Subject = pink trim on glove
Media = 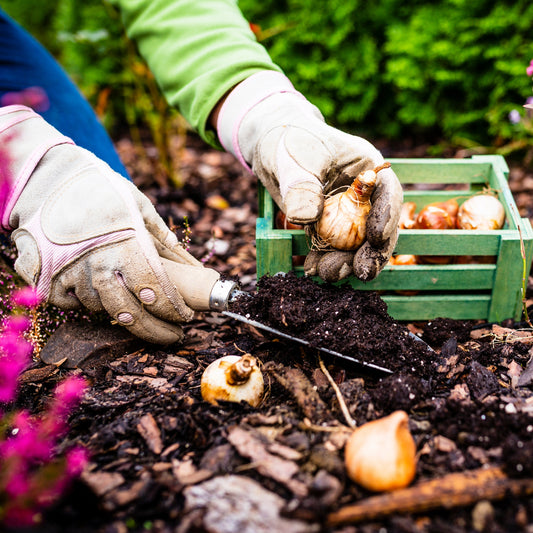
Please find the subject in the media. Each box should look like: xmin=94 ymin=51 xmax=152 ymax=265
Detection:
xmin=0 ymin=106 xmax=74 ymax=230
xmin=22 ymin=206 xmax=136 ymax=299
xmin=216 ymin=71 xmax=305 ymax=173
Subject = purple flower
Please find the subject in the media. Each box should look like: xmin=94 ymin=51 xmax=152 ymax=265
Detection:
xmin=0 ymin=349 xmax=31 ymax=403
xmin=11 ymin=286 xmax=41 ymax=309
xmin=47 ymin=376 xmax=87 ymax=426
xmin=1 ymin=410 xmax=53 ymax=463
xmin=509 ymin=109 xmax=521 ymax=124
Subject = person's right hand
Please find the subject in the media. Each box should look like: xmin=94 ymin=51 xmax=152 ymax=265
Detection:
xmin=1 ymin=105 xmax=212 ymax=345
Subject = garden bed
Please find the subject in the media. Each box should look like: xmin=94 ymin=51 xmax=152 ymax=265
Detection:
xmin=6 ymin=133 xmax=533 ymax=533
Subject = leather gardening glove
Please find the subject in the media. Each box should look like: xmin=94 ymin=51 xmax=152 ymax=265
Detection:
xmin=1 ymin=105 xmax=206 ymax=345
xmin=217 ymin=72 xmax=403 ymax=282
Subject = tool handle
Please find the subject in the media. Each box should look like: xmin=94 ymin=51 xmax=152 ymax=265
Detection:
xmin=161 ymin=258 xmax=221 ymax=311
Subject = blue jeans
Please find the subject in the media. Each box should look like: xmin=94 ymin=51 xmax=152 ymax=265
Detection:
xmin=0 ymin=9 xmax=129 ymax=179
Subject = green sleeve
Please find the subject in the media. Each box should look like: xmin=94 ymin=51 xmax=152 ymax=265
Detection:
xmin=109 ymin=0 xmax=282 ymax=147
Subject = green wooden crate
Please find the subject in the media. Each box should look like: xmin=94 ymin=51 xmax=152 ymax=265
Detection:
xmin=255 ymin=155 xmax=533 ymax=322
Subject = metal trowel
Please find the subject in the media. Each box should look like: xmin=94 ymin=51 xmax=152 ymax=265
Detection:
xmin=163 ymin=259 xmax=433 ymax=376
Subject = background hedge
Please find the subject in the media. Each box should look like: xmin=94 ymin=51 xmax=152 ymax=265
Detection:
xmin=2 ymin=0 xmax=533 ymax=154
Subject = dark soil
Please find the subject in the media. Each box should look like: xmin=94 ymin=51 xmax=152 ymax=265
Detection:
xmin=230 ymin=272 xmax=434 ymax=376
xmin=4 ymin=132 xmax=533 ymax=533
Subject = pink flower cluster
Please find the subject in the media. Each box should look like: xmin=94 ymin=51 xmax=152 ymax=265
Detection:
xmin=0 ymin=310 xmax=89 ymax=526
xmin=0 ymin=136 xmax=89 ymax=528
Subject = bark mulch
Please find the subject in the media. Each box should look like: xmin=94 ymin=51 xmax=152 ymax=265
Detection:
xmin=5 ymin=133 xmax=533 ymax=533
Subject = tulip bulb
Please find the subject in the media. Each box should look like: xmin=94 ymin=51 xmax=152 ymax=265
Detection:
xmin=344 ymin=410 xmax=417 ymax=492
xmin=414 ymin=205 xmax=455 ymax=230
xmin=201 ymin=355 xmax=264 ymax=407
xmin=312 ymin=162 xmax=390 ymax=251
xmin=389 ymin=254 xmax=417 ymax=266
xmin=457 ymin=194 xmax=505 ymax=230
xmin=399 ymin=202 xmax=417 ymax=230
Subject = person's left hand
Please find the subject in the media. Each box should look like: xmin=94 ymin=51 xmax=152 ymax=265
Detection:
xmin=216 ymin=71 xmax=403 ymax=282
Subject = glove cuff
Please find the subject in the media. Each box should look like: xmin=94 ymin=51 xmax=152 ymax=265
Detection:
xmin=0 ymin=105 xmax=74 ymax=231
xmin=216 ymin=71 xmax=305 ymax=172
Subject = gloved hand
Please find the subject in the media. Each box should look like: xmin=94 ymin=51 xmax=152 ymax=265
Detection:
xmin=216 ymin=71 xmax=403 ymax=282
xmin=1 ymin=105 xmax=207 ymax=345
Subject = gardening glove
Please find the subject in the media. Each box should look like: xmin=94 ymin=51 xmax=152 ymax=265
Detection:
xmin=217 ymin=71 xmax=403 ymax=282
xmin=0 ymin=105 xmax=206 ymax=345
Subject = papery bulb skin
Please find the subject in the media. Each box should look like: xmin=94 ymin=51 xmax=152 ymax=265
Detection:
xmin=414 ymin=205 xmax=454 ymax=230
xmin=201 ymin=355 xmax=264 ymax=407
xmin=344 ymin=410 xmax=417 ymax=492
xmin=275 ymin=210 xmax=304 ymax=230
xmin=314 ymin=167 xmax=381 ymax=251
xmin=414 ymin=204 xmax=455 ymax=264
xmin=457 ymin=195 xmax=505 ymax=230
xmin=433 ymin=199 xmax=459 ymax=226
xmin=399 ymin=202 xmax=417 ymax=230
xmin=389 ymin=254 xmax=417 ymax=266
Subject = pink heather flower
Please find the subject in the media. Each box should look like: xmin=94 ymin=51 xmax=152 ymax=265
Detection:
xmin=0 ymin=331 xmax=33 ymax=363
xmin=11 ymin=286 xmax=41 ymax=309
xmin=1 ymin=411 xmax=53 ymax=462
xmin=527 ymin=59 xmax=533 ymax=77
xmin=53 ymin=376 xmax=87 ymax=413
xmin=5 ymin=470 xmax=31 ymax=499
xmin=65 ymin=447 xmax=89 ymax=477
xmin=0 ymin=87 xmax=50 ymax=112
xmin=3 ymin=315 xmax=32 ymax=335
xmin=0 ymin=352 xmax=30 ymax=403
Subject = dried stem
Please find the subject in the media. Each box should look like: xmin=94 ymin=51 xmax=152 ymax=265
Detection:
xmin=318 ymin=356 xmax=356 ymax=428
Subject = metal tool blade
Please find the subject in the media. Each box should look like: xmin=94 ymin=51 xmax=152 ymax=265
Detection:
xmin=222 ymin=310 xmax=393 ymax=375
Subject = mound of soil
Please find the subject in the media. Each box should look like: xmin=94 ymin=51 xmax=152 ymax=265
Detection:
xmin=230 ymin=272 xmax=434 ymax=376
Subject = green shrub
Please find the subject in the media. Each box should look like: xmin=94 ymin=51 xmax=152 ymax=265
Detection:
xmin=240 ymin=0 xmax=533 ymax=149
xmin=3 ymin=0 xmax=533 ymax=152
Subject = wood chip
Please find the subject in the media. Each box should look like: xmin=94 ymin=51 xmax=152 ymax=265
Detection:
xmin=82 ymin=471 xmax=125 ymax=496
xmin=182 ymin=475 xmax=319 ymax=533
xmin=327 ymin=467 xmax=533 ymax=526
xmin=227 ymin=426 xmax=308 ymax=497
xmin=137 ymin=413 xmax=163 ymax=454
xmin=172 ymin=458 xmax=213 ymax=486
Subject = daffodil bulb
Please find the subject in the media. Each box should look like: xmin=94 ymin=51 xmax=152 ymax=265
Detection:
xmin=201 ymin=355 xmax=264 ymax=407
xmin=312 ymin=163 xmax=390 ymax=251
xmin=457 ymin=194 xmax=505 ymax=230
xmin=344 ymin=410 xmax=417 ymax=492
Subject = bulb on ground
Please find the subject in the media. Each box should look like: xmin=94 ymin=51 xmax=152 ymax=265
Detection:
xmin=201 ymin=354 xmax=264 ymax=407
xmin=344 ymin=410 xmax=417 ymax=492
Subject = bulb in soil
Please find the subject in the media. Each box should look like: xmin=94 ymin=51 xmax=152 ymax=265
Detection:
xmin=313 ymin=163 xmax=390 ymax=251
xmin=344 ymin=410 xmax=417 ymax=492
xmin=201 ymin=354 xmax=264 ymax=407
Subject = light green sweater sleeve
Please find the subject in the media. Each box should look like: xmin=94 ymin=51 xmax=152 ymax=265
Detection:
xmin=109 ymin=0 xmax=282 ymax=146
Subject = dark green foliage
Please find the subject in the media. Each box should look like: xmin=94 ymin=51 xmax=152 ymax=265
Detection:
xmin=240 ymin=0 xmax=533 ymax=148
xmin=3 ymin=0 xmax=533 ymax=150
